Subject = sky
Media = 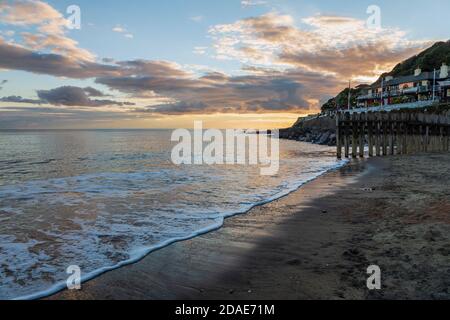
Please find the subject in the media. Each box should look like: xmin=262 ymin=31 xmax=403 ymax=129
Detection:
xmin=0 ymin=0 xmax=448 ymax=129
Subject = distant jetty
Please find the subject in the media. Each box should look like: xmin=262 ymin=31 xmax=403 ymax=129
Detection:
xmin=245 ymin=129 xmax=272 ymax=135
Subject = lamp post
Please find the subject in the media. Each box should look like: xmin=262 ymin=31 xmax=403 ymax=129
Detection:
xmin=347 ymin=80 xmax=351 ymax=110
xmin=432 ymin=68 xmax=436 ymax=102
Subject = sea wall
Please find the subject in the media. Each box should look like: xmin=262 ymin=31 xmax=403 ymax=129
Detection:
xmin=279 ymin=115 xmax=337 ymax=146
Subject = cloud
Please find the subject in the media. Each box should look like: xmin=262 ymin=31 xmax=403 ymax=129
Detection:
xmin=97 ymin=13 xmax=430 ymax=115
xmin=0 ymin=105 xmax=154 ymax=130
xmin=0 ymin=30 xmax=15 ymax=37
xmin=102 ymin=57 xmax=115 ymax=64
xmin=148 ymin=101 xmax=209 ymax=114
xmin=0 ymin=0 xmax=95 ymax=61
xmin=112 ymin=26 xmax=126 ymax=33
xmin=112 ymin=25 xmax=134 ymax=39
xmin=94 ymin=60 xmax=198 ymax=98
xmin=0 ymin=1 xmax=435 ymax=116
xmin=21 ymin=32 xmax=96 ymax=61
xmin=193 ymin=46 xmax=208 ymax=55
xmin=0 ymin=0 xmax=67 ymax=32
xmin=1 ymin=95 xmax=42 ymax=104
xmin=190 ymin=16 xmax=204 ymax=23
xmin=83 ymin=86 xmax=107 ymax=97
xmin=126 ymin=67 xmax=339 ymax=115
xmin=36 ymin=86 xmax=135 ymax=107
xmin=0 ymin=38 xmax=119 ymax=78
xmin=208 ymin=13 xmax=429 ymax=80
xmin=1 ymin=86 xmax=134 ymax=107
xmin=0 ymin=39 xmax=190 ymax=80
xmin=241 ymin=0 xmax=268 ymax=8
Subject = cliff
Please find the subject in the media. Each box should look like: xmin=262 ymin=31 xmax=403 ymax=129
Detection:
xmin=279 ymin=115 xmax=337 ymax=146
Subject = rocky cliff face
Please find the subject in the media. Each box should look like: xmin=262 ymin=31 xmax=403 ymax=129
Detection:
xmin=279 ymin=115 xmax=337 ymax=146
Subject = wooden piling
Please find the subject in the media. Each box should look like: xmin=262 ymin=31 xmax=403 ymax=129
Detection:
xmin=344 ymin=112 xmax=350 ymax=158
xmin=367 ymin=112 xmax=374 ymax=157
xmin=396 ymin=114 xmax=401 ymax=155
xmin=351 ymin=113 xmax=357 ymax=158
xmin=374 ymin=113 xmax=381 ymax=156
xmin=425 ymin=119 xmax=430 ymax=153
xmin=402 ymin=113 xmax=408 ymax=155
xmin=382 ymin=112 xmax=388 ymax=156
xmin=335 ymin=109 xmax=450 ymax=159
xmin=445 ymin=118 xmax=449 ymax=152
xmin=336 ymin=112 xmax=342 ymax=159
xmin=389 ymin=113 xmax=395 ymax=155
xmin=359 ymin=113 xmax=365 ymax=158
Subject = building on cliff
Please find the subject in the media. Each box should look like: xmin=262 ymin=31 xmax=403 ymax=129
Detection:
xmin=357 ymin=63 xmax=450 ymax=108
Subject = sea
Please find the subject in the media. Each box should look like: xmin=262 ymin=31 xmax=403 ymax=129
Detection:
xmin=0 ymin=129 xmax=347 ymax=299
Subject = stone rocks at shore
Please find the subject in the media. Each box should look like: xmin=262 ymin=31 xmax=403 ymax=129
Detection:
xmin=279 ymin=115 xmax=337 ymax=146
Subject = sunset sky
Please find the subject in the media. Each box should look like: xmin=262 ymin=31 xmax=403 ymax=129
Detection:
xmin=0 ymin=0 xmax=448 ymax=129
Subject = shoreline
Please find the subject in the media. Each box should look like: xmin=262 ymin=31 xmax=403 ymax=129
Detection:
xmin=48 ymin=157 xmax=364 ymax=300
xmin=18 ymin=155 xmax=348 ymax=301
xmin=50 ymin=153 xmax=450 ymax=300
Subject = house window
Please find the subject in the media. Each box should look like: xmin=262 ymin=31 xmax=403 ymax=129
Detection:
xmin=401 ymin=82 xmax=414 ymax=89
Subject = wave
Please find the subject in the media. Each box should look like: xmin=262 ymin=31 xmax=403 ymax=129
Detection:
xmin=9 ymin=158 xmax=348 ymax=300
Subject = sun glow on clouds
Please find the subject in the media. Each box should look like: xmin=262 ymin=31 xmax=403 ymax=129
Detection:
xmin=0 ymin=1 xmax=433 ymax=129
xmin=0 ymin=0 xmax=95 ymax=61
xmin=209 ymin=13 xmax=428 ymax=79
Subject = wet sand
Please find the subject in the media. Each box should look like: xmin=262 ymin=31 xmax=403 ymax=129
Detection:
xmin=50 ymin=153 xmax=450 ymax=300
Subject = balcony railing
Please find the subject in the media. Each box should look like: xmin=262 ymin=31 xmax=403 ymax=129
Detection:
xmin=388 ymin=90 xmax=401 ymax=96
xmin=439 ymin=80 xmax=450 ymax=87
xmin=357 ymin=94 xmax=373 ymax=100
xmin=356 ymin=85 xmax=443 ymax=101
xmin=345 ymin=100 xmax=437 ymax=114
xmin=402 ymin=87 xmax=418 ymax=94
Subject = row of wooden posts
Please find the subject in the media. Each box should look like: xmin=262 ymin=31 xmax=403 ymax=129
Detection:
xmin=336 ymin=111 xmax=450 ymax=159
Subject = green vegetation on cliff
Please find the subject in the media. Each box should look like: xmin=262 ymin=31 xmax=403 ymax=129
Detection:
xmin=386 ymin=41 xmax=450 ymax=78
xmin=321 ymin=85 xmax=369 ymax=112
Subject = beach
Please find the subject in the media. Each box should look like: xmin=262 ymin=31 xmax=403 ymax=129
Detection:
xmin=49 ymin=153 xmax=450 ymax=300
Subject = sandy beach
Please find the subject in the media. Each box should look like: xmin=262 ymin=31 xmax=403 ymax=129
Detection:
xmin=50 ymin=153 xmax=450 ymax=300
